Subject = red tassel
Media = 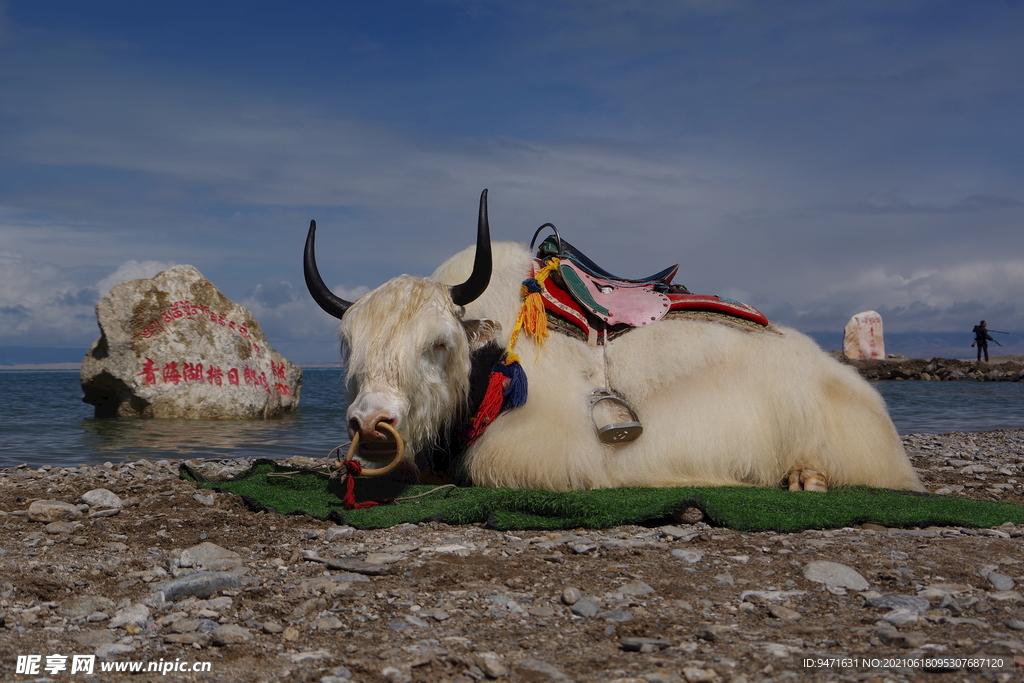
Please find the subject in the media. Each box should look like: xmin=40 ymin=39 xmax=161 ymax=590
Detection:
xmin=342 ymin=459 xmax=394 ymax=509
xmin=342 ymin=460 xmax=362 ymax=509
xmin=466 ymin=370 xmax=507 ymax=444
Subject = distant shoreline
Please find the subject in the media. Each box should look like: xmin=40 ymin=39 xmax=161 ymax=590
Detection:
xmin=0 ymin=362 xmax=81 ymax=370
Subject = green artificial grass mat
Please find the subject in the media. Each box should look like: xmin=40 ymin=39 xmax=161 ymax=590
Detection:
xmin=180 ymin=459 xmax=1024 ymax=531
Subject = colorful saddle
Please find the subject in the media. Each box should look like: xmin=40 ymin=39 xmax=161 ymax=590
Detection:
xmin=531 ymin=232 xmax=778 ymax=344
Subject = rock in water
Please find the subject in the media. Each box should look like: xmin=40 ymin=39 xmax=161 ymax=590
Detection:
xmin=843 ymin=310 xmax=885 ymax=360
xmin=81 ymin=265 xmax=301 ymax=418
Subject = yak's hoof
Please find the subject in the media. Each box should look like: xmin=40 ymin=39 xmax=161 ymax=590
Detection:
xmin=787 ymin=468 xmax=828 ymax=492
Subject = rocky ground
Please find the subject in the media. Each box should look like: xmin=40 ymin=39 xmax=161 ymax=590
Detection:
xmin=3 ymin=431 xmax=1024 ymax=683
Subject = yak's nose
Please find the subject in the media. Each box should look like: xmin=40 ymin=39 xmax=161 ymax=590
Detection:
xmin=348 ymin=411 xmax=398 ymax=443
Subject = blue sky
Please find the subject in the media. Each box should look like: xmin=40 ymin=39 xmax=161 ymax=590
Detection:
xmin=1 ymin=0 xmax=1023 ymax=362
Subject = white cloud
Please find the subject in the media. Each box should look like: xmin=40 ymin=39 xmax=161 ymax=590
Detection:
xmin=95 ymin=260 xmax=177 ymax=296
xmin=0 ymin=250 xmax=97 ymax=346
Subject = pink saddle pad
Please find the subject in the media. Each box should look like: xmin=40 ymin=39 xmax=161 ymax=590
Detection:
xmin=558 ymin=261 xmax=670 ymax=327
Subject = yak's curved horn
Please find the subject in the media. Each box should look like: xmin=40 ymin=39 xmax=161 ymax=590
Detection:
xmin=304 ymin=220 xmax=352 ymax=320
xmin=449 ymin=189 xmax=493 ymax=306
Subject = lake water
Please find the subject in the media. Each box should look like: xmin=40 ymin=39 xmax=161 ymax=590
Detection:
xmin=1 ymin=369 xmax=1023 ymax=468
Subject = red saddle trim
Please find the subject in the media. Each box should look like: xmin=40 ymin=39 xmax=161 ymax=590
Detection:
xmin=665 ymin=294 xmax=771 ymax=327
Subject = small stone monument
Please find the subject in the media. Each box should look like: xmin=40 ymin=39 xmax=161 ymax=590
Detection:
xmin=843 ymin=310 xmax=885 ymax=360
xmin=81 ymin=265 xmax=302 ymax=418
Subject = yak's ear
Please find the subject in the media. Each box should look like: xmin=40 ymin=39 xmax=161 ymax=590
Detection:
xmin=462 ymin=318 xmax=501 ymax=350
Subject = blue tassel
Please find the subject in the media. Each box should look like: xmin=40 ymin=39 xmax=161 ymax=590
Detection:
xmin=497 ymin=360 xmax=529 ymax=410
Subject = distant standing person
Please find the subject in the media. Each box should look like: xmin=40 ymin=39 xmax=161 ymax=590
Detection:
xmin=972 ymin=320 xmax=1000 ymax=362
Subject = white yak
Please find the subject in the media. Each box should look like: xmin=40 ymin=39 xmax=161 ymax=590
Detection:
xmin=305 ymin=191 xmax=923 ymax=493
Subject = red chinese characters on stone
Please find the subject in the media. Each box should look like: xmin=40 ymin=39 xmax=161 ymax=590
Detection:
xmin=138 ymin=358 xmax=158 ymax=386
xmin=242 ymin=366 xmax=273 ymax=395
xmin=134 ymin=319 xmax=163 ymax=340
xmin=206 ymin=365 xmax=224 ymax=386
xmin=136 ymin=360 xmax=287 ymax=395
xmin=132 ymin=300 xmax=260 ymax=355
xmin=161 ymin=362 xmax=182 ymax=386
xmin=270 ymin=361 xmax=287 ymax=380
xmin=182 ymin=363 xmax=204 ymax=383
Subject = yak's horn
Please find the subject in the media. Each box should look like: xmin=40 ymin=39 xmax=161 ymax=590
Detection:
xmin=304 ymin=220 xmax=352 ymax=320
xmin=450 ymin=189 xmax=493 ymax=306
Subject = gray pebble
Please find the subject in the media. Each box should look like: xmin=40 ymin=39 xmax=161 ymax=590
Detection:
xmin=312 ymin=616 xmax=344 ymax=630
xmin=803 ymin=561 xmax=870 ymax=591
xmin=880 ymin=608 xmax=920 ymax=626
xmin=95 ymin=642 xmax=136 ymax=658
xmin=179 ymin=541 xmax=243 ymax=571
xmin=864 ymin=595 xmax=931 ymax=613
xmin=570 ymin=597 xmax=600 ymax=618
xmin=601 ymin=609 xmax=633 ymax=623
xmin=477 ymin=652 xmax=508 ymax=678
xmin=151 ymin=571 xmax=241 ymax=601
xmin=325 ymin=526 xmax=356 ymax=541
xmin=619 ymin=581 xmax=654 ymax=596
xmin=197 ymin=618 xmax=220 ymax=632
xmin=987 ymin=572 xmax=1016 ymax=592
xmin=514 ymin=659 xmax=573 ymax=681
xmin=561 ymin=587 xmax=581 ymax=605
xmin=332 ymin=572 xmax=371 ymax=583
xmin=192 ymin=492 xmax=216 ymax=506
xmin=107 ymin=603 xmax=150 ymax=629
xmin=768 ymin=604 xmax=801 ymax=621
xmin=57 ymin=595 xmax=115 ymax=619
xmin=27 ymin=499 xmax=82 ymax=523
xmin=620 ymin=637 xmax=671 ymax=652
xmin=671 ymin=548 xmax=703 ymax=564
xmin=81 ymin=488 xmax=123 ymax=509
xmin=210 ymin=624 xmax=252 ymax=645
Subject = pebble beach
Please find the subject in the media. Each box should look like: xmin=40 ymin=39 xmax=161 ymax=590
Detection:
xmin=2 ymin=430 xmax=1024 ymax=683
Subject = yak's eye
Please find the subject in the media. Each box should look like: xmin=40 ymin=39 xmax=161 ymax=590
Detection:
xmin=432 ymin=341 xmax=448 ymax=353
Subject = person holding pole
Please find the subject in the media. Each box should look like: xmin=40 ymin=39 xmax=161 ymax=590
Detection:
xmin=972 ymin=320 xmax=1003 ymax=363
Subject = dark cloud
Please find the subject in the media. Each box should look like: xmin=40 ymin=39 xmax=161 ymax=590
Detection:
xmin=56 ymin=288 xmax=99 ymax=307
xmin=252 ymin=279 xmax=298 ymax=309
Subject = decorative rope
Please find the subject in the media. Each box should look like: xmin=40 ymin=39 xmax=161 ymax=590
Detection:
xmin=340 ymin=459 xmax=395 ymax=509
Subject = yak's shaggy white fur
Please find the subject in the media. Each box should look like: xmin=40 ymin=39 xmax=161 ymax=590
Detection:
xmin=340 ymin=241 xmax=923 ymax=492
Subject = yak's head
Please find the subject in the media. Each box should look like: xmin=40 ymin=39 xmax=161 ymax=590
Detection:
xmin=304 ymin=190 xmax=499 ymax=462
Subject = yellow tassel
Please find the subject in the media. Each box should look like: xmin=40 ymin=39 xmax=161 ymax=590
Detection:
xmin=520 ymin=289 xmax=548 ymax=344
xmin=508 ymin=258 xmax=559 ymax=354
xmin=520 ymin=258 xmax=559 ymax=345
